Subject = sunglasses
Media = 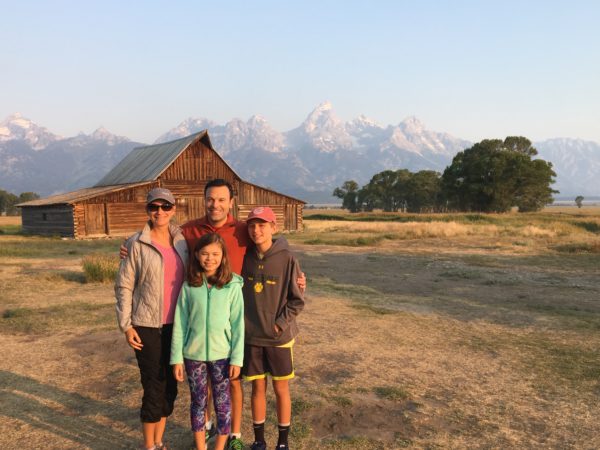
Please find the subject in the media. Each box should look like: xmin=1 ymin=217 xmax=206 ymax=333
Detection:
xmin=147 ymin=203 xmax=174 ymax=212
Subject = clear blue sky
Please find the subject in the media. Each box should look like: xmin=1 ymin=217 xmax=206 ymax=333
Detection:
xmin=2 ymin=0 xmax=599 ymax=144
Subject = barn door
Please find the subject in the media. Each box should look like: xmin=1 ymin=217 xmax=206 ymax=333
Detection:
xmin=84 ymin=204 xmax=106 ymax=236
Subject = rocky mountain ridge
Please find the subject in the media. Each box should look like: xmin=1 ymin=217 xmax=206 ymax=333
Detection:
xmin=1 ymin=105 xmax=599 ymax=202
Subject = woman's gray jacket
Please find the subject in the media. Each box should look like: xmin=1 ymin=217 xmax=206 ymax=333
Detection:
xmin=115 ymin=222 xmax=188 ymax=332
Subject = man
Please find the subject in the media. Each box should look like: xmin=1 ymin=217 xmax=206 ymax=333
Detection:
xmin=122 ymin=179 xmax=306 ymax=450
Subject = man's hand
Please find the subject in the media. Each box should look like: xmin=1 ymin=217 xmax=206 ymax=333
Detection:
xmin=297 ymin=271 xmax=307 ymax=294
xmin=173 ymin=364 xmax=185 ymax=382
xmin=119 ymin=240 xmax=128 ymax=260
xmin=125 ymin=327 xmax=143 ymax=350
xmin=229 ymin=365 xmax=241 ymax=380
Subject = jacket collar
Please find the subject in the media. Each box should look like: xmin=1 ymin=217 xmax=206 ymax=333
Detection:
xmin=197 ymin=213 xmax=237 ymax=231
xmin=138 ymin=221 xmax=181 ymax=245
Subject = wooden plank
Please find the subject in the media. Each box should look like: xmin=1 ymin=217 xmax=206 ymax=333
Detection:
xmin=84 ymin=204 xmax=106 ymax=235
xmin=107 ymin=203 xmax=148 ymax=233
xmin=186 ymin=197 xmax=205 ymax=221
xmin=21 ymin=206 xmax=75 ymax=236
xmin=238 ymin=204 xmax=285 ymax=230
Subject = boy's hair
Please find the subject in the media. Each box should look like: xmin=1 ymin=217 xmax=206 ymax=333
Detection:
xmin=188 ymin=233 xmax=233 ymax=288
xmin=204 ymin=178 xmax=235 ymax=199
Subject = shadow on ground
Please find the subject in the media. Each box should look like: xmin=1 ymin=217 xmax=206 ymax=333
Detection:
xmin=0 ymin=370 xmax=187 ymax=449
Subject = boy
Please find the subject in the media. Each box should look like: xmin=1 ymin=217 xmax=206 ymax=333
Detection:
xmin=241 ymin=207 xmax=305 ymax=450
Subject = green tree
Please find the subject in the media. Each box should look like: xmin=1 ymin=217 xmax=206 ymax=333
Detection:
xmin=359 ymin=169 xmax=411 ymax=212
xmin=391 ymin=169 xmax=412 ymax=212
xmin=0 ymin=190 xmax=19 ymax=216
xmin=503 ymin=136 xmax=538 ymax=156
xmin=357 ymin=184 xmax=376 ymax=212
xmin=369 ymin=170 xmax=399 ymax=212
xmin=18 ymin=192 xmax=40 ymax=203
xmin=513 ymin=158 xmax=557 ymax=212
xmin=575 ymin=195 xmax=584 ymax=208
xmin=0 ymin=190 xmax=40 ymax=215
xmin=405 ymin=170 xmax=442 ymax=212
xmin=333 ymin=180 xmax=361 ymax=212
xmin=441 ymin=137 xmax=556 ymax=213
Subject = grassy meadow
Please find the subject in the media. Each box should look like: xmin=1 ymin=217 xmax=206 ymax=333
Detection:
xmin=1 ymin=207 xmax=599 ymax=449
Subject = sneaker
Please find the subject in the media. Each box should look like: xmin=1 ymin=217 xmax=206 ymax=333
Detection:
xmin=206 ymin=426 xmax=217 ymax=442
xmin=275 ymin=445 xmax=289 ymax=450
xmin=228 ymin=436 xmax=245 ymax=450
xmin=250 ymin=441 xmax=267 ymax=450
xmin=155 ymin=444 xmax=169 ymax=450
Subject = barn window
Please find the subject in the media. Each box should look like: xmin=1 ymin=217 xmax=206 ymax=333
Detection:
xmin=42 ymin=213 xmax=48 ymax=221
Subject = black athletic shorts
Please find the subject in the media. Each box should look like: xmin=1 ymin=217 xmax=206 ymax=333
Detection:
xmin=241 ymin=341 xmax=295 ymax=381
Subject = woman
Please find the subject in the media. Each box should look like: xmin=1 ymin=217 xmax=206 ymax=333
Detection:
xmin=115 ymin=187 xmax=188 ymax=450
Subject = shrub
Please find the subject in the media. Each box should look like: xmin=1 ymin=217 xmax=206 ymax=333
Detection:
xmin=553 ymin=242 xmax=600 ymax=254
xmin=373 ymin=386 xmax=410 ymax=401
xmin=82 ymin=253 xmax=119 ymax=283
xmin=572 ymin=221 xmax=600 ymax=234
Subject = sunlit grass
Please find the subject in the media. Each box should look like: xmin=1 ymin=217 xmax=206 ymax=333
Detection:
xmin=0 ymin=235 xmax=121 ymax=258
xmin=294 ymin=210 xmax=600 ymax=252
xmin=82 ymin=253 xmax=120 ymax=283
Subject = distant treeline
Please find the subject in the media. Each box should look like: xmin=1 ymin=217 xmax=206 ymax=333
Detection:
xmin=0 ymin=190 xmax=40 ymax=215
xmin=333 ymin=137 xmax=557 ymax=213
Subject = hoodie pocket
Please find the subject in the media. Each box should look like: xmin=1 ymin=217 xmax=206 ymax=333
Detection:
xmin=254 ymin=310 xmax=276 ymax=339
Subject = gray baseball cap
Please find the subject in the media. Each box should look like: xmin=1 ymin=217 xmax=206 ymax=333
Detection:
xmin=146 ymin=187 xmax=176 ymax=205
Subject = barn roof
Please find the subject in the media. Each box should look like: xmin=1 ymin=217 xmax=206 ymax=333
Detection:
xmin=17 ymin=182 xmax=152 ymax=207
xmin=94 ymin=131 xmax=212 ymax=187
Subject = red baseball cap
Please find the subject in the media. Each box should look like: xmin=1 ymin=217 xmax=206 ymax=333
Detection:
xmin=247 ymin=206 xmax=276 ymax=223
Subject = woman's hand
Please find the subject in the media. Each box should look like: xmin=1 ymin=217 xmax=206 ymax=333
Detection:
xmin=119 ymin=240 xmax=128 ymax=259
xmin=297 ymin=272 xmax=307 ymax=294
xmin=125 ymin=327 xmax=143 ymax=350
xmin=173 ymin=364 xmax=185 ymax=382
xmin=229 ymin=365 xmax=241 ymax=380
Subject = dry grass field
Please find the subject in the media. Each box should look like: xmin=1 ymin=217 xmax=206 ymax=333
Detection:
xmin=1 ymin=208 xmax=599 ymax=449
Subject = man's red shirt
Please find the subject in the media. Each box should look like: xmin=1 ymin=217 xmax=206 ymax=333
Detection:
xmin=181 ymin=214 xmax=249 ymax=275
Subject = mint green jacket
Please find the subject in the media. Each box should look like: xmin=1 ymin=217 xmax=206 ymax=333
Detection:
xmin=170 ymin=274 xmax=244 ymax=367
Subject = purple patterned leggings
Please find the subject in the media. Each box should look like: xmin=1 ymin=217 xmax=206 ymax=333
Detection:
xmin=184 ymin=358 xmax=231 ymax=434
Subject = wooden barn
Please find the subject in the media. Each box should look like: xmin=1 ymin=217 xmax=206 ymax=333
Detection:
xmin=18 ymin=131 xmax=305 ymax=238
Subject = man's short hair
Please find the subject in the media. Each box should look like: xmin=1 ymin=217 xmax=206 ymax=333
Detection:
xmin=205 ymin=178 xmax=235 ymax=199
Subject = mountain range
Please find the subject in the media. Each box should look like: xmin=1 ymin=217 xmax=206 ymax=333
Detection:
xmin=1 ymin=104 xmax=599 ymax=203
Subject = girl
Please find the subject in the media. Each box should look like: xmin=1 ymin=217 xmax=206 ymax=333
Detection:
xmin=115 ymin=187 xmax=187 ymax=450
xmin=171 ymin=233 xmax=244 ymax=450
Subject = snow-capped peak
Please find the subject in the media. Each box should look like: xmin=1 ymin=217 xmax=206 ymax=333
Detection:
xmin=314 ymin=100 xmax=333 ymax=112
xmin=287 ymin=102 xmax=353 ymax=152
xmin=301 ymin=101 xmax=343 ymax=133
xmin=354 ymin=114 xmax=380 ymax=127
xmin=247 ymin=114 xmax=269 ymax=127
xmin=399 ymin=116 xmax=426 ymax=134
xmin=90 ymin=127 xmax=128 ymax=144
xmin=347 ymin=114 xmax=383 ymax=135
xmin=91 ymin=126 xmax=111 ymax=139
xmin=3 ymin=112 xmax=31 ymax=129
xmin=154 ymin=117 xmax=216 ymax=144
xmin=0 ymin=113 xmax=61 ymax=150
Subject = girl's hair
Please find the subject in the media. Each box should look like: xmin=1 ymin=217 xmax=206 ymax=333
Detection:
xmin=187 ymin=233 xmax=232 ymax=288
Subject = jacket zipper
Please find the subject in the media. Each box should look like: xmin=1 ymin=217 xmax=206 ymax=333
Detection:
xmin=206 ymin=282 xmax=211 ymax=360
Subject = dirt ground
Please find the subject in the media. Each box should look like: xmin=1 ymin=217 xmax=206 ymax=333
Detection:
xmin=1 ymin=215 xmax=599 ymax=449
